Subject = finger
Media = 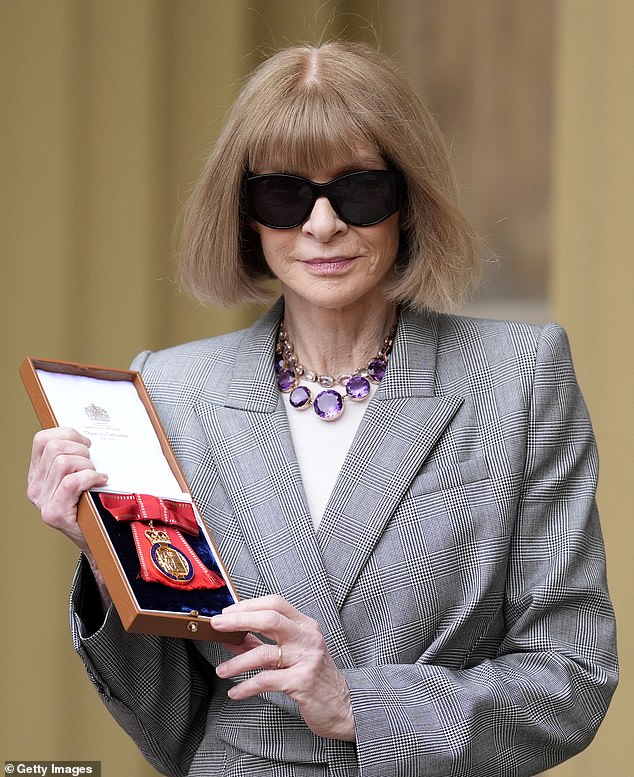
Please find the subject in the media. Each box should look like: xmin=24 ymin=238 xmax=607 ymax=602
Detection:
xmin=39 ymin=469 xmax=107 ymax=551
xmin=29 ymin=434 xmax=96 ymax=497
xmin=40 ymin=470 xmax=106 ymax=530
xmin=38 ymin=438 xmax=94 ymax=482
xmin=29 ymin=450 xmax=105 ymax=509
xmin=43 ymin=448 xmax=97 ymax=485
xmin=27 ymin=429 xmax=108 ymax=554
xmin=30 ymin=427 xmax=91 ymax=471
xmin=49 ymin=468 xmax=108 ymax=518
xmin=225 ymin=669 xmax=288 ymax=701
xmin=211 ymin=607 xmax=296 ymax=644
xmin=216 ymin=642 xmax=282 ymax=680
xmin=221 ymin=594 xmax=304 ymax=621
xmin=219 ymin=633 xmax=263 ymax=657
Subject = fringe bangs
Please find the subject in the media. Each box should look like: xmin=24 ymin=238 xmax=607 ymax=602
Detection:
xmin=246 ymin=91 xmax=375 ymax=173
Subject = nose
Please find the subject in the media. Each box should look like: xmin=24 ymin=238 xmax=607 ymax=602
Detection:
xmin=301 ymin=195 xmax=347 ymax=241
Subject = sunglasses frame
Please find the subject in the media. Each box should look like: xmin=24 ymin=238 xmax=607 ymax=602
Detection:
xmin=244 ymin=169 xmax=404 ymax=229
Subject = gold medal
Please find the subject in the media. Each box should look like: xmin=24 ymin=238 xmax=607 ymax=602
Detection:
xmin=145 ymin=524 xmax=194 ymax=584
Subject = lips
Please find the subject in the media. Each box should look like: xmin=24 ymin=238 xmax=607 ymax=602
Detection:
xmin=304 ymin=256 xmax=350 ymax=264
xmin=302 ymin=256 xmax=356 ymax=274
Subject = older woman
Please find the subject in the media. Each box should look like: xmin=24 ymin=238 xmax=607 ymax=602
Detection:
xmin=28 ymin=42 xmax=617 ymax=777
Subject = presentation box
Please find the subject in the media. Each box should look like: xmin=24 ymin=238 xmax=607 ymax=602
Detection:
xmin=21 ymin=356 xmax=243 ymax=643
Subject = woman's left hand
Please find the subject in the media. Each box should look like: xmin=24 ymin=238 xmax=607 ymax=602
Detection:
xmin=212 ymin=594 xmax=355 ymax=742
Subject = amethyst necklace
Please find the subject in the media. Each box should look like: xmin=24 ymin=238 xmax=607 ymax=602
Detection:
xmin=275 ymin=320 xmax=397 ymax=421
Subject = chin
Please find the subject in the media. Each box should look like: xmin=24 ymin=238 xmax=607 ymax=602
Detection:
xmin=287 ymin=280 xmax=390 ymax=315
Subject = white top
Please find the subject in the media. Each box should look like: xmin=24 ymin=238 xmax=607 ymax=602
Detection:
xmin=283 ymin=382 xmax=377 ymax=530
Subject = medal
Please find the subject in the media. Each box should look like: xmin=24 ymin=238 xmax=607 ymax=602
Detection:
xmin=145 ymin=522 xmax=194 ymax=584
xmin=99 ymin=492 xmax=227 ymax=591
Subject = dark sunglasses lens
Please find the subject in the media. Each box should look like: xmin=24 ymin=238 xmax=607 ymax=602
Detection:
xmin=332 ymin=172 xmax=398 ymax=226
xmin=249 ymin=176 xmax=312 ymax=228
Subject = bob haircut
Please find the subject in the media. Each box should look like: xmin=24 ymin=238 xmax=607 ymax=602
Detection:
xmin=179 ymin=41 xmax=481 ymax=312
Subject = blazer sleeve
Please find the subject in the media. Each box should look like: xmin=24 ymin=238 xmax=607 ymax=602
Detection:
xmin=343 ymin=323 xmax=618 ymax=777
xmin=70 ymin=557 xmax=214 ymax=777
xmin=69 ymin=348 xmax=213 ymax=777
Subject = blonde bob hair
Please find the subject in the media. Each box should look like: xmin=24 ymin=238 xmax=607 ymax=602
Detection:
xmin=179 ymin=41 xmax=481 ymax=312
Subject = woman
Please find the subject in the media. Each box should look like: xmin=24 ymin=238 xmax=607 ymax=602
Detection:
xmin=28 ymin=42 xmax=617 ymax=777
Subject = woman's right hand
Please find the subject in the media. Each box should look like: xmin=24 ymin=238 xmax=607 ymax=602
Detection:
xmin=27 ymin=427 xmax=109 ymax=553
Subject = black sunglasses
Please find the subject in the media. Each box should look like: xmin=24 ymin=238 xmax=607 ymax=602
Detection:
xmin=244 ymin=170 xmax=403 ymax=229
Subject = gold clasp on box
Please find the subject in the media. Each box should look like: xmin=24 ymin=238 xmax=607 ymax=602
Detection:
xmin=187 ymin=610 xmax=199 ymax=632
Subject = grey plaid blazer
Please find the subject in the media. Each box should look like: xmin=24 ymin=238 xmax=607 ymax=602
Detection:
xmin=71 ymin=302 xmax=617 ymax=777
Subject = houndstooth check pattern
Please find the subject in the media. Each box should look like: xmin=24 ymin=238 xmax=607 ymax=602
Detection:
xmin=70 ymin=301 xmax=617 ymax=777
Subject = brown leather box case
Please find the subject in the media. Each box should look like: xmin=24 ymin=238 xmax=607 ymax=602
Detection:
xmin=21 ymin=356 xmax=243 ymax=643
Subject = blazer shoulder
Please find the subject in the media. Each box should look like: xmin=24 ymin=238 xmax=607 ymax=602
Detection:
xmin=434 ymin=312 xmax=572 ymax=356
xmin=126 ymin=301 xmax=283 ymax=407
xmin=436 ymin=311 xmax=540 ymax=339
xmin=429 ymin=312 xmax=576 ymax=391
xmin=128 ymin=328 xmax=249 ymax=405
xmin=133 ymin=328 xmax=246 ymax=368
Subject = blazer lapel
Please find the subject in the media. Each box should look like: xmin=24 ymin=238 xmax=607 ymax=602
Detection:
xmin=194 ymin=302 xmax=356 ymax=668
xmin=316 ymin=309 xmax=463 ymax=608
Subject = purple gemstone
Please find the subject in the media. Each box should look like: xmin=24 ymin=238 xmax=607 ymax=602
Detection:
xmin=274 ymin=353 xmax=284 ymax=374
xmin=367 ymin=358 xmax=387 ymax=383
xmin=313 ymin=389 xmax=344 ymax=421
xmin=289 ymin=385 xmax=311 ymax=409
xmin=277 ymin=368 xmax=297 ymax=392
xmin=346 ymin=375 xmax=371 ymax=401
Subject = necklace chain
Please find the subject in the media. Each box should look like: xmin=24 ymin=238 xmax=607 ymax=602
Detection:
xmin=275 ymin=319 xmax=397 ymax=421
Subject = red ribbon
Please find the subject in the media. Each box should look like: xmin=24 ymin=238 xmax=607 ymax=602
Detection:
xmin=100 ymin=492 xmax=199 ymax=533
xmin=100 ymin=492 xmax=225 ymax=590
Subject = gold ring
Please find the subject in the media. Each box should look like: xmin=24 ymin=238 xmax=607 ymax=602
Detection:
xmin=276 ymin=644 xmax=283 ymax=670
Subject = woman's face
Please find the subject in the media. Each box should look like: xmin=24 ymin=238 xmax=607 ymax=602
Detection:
xmin=250 ymin=146 xmax=401 ymax=315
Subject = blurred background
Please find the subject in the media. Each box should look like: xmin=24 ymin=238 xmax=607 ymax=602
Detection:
xmin=1 ymin=1 xmax=631 ymax=774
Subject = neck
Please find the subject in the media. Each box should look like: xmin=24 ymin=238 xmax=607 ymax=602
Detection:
xmin=281 ymin=296 xmax=398 ymax=377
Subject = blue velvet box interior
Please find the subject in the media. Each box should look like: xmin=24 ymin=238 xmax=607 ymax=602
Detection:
xmin=90 ymin=491 xmax=235 ymax=617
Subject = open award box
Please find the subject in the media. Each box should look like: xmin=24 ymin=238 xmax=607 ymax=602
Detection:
xmin=21 ymin=357 xmax=243 ymax=643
